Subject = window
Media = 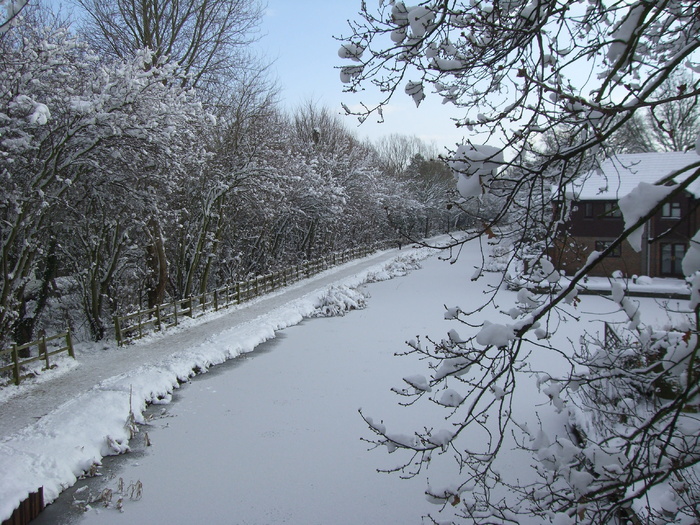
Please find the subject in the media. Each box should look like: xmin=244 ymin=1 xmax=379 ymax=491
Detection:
xmin=584 ymin=202 xmax=594 ymax=218
xmin=603 ymin=201 xmax=622 ymax=218
xmin=661 ymin=201 xmax=681 ymax=219
xmin=660 ymin=243 xmax=686 ymax=276
xmin=595 ymin=240 xmax=621 ymax=257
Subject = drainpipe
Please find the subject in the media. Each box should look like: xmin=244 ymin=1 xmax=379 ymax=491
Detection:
xmin=645 ymin=220 xmax=651 ymax=276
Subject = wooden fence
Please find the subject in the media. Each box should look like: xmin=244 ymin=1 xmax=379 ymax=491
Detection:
xmin=0 ymin=331 xmax=75 ymax=386
xmin=2 ymin=487 xmax=44 ymax=525
xmin=114 ymin=246 xmax=373 ymax=346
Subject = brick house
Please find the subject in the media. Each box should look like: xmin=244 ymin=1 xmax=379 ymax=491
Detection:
xmin=552 ymin=152 xmax=700 ymax=278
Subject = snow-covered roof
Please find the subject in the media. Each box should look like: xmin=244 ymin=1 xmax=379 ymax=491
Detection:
xmin=565 ymin=152 xmax=700 ymax=201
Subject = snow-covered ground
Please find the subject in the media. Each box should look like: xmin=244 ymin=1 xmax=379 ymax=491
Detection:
xmin=0 ymin=244 xmax=442 ymax=523
xmin=1 ymin=238 xmax=692 ymax=524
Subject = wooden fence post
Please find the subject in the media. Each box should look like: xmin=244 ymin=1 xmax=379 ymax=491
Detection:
xmin=236 ymin=282 xmax=241 ymax=304
xmin=155 ymin=304 xmax=162 ymax=331
xmin=66 ymin=331 xmax=75 ymax=358
xmin=38 ymin=329 xmax=49 ymax=369
xmin=11 ymin=344 xmax=20 ymax=385
xmin=114 ymin=315 xmax=123 ymax=347
xmin=173 ymin=300 xmax=178 ymax=327
xmin=214 ymin=289 xmax=219 ymax=311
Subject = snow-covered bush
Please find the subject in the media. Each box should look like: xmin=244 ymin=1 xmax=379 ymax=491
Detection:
xmin=365 ymin=254 xmax=423 ymax=283
xmin=312 ymin=285 xmax=367 ymax=318
xmin=543 ymin=315 xmax=700 ymax=524
xmin=483 ymin=241 xmax=512 ymax=273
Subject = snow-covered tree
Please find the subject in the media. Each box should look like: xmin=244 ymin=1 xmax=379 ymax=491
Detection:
xmin=340 ymin=1 xmax=700 ymax=523
xmin=0 ymin=10 xmax=208 ymax=342
xmin=74 ymin=0 xmax=264 ymax=97
xmin=168 ymin=71 xmax=277 ymax=299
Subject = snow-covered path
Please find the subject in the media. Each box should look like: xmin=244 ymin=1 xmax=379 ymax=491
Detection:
xmin=0 ymin=245 xmax=434 ymax=522
xmin=0 ymin=249 xmax=405 ymax=439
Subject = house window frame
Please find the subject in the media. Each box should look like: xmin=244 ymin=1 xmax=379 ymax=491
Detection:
xmin=583 ymin=202 xmax=594 ymax=219
xmin=660 ymin=242 xmax=686 ymax=277
xmin=661 ymin=201 xmax=681 ymax=219
xmin=595 ymin=240 xmax=621 ymax=257
xmin=603 ymin=201 xmax=622 ymax=218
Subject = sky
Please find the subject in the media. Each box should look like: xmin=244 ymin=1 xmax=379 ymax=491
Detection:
xmin=258 ymin=1 xmax=469 ymax=150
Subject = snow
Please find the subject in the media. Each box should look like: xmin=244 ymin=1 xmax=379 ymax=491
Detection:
xmin=449 ymin=143 xmax=504 ymax=199
xmin=561 ymin=273 xmax=689 ymax=297
xmin=437 ymin=389 xmax=463 ymax=407
xmin=405 ymin=80 xmax=425 ymax=107
xmin=0 ymin=246 xmax=437 ymax=522
xmin=682 ymin=230 xmax=700 ymax=276
xmin=1 ymin=237 xmax=696 ymax=524
xmin=476 ymin=321 xmax=515 ymax=347
xmin=28 ymin=102 xmax=50 ymax=125
xmin=561 ymin=152 xmax=700 ymax=200
xmin=337 ymin=42 xmax=364 ymax=61
xmin=607 ymin=3 xmax=646 ymax=64
xmin=407 ymin=6 xmax=435 ymax=38
xmin=403 ymin=374 xmax=431 ymax=392
xmin=618 ymin=181 xmax=675 ymax=251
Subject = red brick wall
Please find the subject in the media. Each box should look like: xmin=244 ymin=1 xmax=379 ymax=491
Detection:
xmin=551 ymin=234 xmax=645 ymax=278
xmin=552 ymin=192 xmax=699 ymax=278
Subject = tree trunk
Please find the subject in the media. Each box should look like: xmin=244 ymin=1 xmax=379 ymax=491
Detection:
xmin=145 ymin=218 xmax=168 ymax=309
xmin=11 ymin=241 xmax=59 ymax=354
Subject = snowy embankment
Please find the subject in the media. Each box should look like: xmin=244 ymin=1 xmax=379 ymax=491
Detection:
xmin=0 ymin=245 xmax=435 ymax=522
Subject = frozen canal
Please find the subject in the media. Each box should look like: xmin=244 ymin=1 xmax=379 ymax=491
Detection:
xmin=38 ymin=250 xmax=480 ymax=525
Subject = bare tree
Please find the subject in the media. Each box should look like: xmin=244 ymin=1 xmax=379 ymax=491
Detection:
xmin=610 ymin=72 xmax=700 ymax=153
xmin=373 ymin=133 xmax=436 ymax=178
xmin=340 ymin=1 xmax=700 ymax=523
xmin=74 ymin=0 xmax=264 ymax=94
xmin=645 ymin=72 xmax=700 ymax=152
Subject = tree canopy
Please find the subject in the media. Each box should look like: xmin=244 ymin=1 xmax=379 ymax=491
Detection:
xmin=0 ymin=2 xmax=456 ymax=347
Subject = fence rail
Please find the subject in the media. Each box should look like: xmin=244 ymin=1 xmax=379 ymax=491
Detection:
xmin=114 ymin=246 xmax=374 ymax=346
xmin=0 ymin=331 xmax=75 ymax=386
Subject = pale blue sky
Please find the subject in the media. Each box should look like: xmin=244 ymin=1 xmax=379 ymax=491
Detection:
xmin=259 ymin=1 xmax=468 ymax=149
